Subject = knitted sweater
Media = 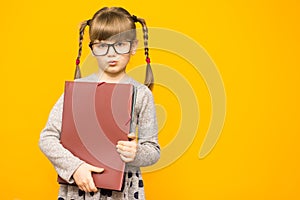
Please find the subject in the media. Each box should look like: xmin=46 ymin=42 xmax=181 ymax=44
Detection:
xmin=39 ymin=74 xmax=160 ymax=200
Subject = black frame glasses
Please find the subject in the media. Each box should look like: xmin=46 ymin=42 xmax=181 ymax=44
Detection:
xmin=89 ymin=41 xmax=133 ymax=56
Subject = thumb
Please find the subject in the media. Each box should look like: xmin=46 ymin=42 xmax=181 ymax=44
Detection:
xmin=128 ymin=132 xmax=136 ymax=141
xmin=89 ymin=165 xmax=104 ymax=173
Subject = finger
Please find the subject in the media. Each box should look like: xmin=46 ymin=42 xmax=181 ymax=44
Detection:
xmin=120 ymin=154 xmax=134 ymax=163
xmin=128 ymin=132 xmax=136 ymax=141
xmin=117 ymin=144 xmax=137 ymax=154
xmin=90 ymin=166 xmax=104 ymax=173
xmin=117 ymin=147 xmax=137 ymax=162
xmin=81 ymin=176 xmax=94 ymax=193
xmin=117 ymin=141 xmax=137 ymax=148
xmin=75 ymin=178 xmax=88 ymax=192
xmin=116 ymin=143 xmax=127 ymax=151
xmin=78 ymin=185 xmax=85 ymax=193
xmin=79 ymin=183 xmax=89 ymax=193
xmin=117 ymin=148 xmax=135 ymax=157
xmin=85 ymin=163 xmax=104 ymax=173
xmin=88 ymin=179 xmax=98 ymax=192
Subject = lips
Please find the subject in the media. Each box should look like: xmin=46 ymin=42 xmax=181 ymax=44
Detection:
xmin=108 ymin=60 xmax=118 ymax=66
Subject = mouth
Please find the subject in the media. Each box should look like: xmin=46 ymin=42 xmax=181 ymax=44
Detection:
xmin=107 ymin=60 xmax=118 ymax=66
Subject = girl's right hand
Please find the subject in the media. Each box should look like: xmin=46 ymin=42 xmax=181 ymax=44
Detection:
xmin=73 ymin=163 xmax=104 ymax=192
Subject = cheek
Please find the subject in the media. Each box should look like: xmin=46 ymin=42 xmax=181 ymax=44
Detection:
xmin=121 ymin=55 xmax=131 ymax=64
xmin=95 ymin=57 xmax=106 ymax=66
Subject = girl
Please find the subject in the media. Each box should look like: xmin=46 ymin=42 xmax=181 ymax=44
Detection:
xmin=39 ymin=7 xmax=160 ymax=200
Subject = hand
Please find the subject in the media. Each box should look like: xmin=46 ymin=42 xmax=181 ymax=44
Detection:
xmin=73 ymin=163 xmax=104 ymax=192
xmin=116 ymin=132 xmax=137 ymax=162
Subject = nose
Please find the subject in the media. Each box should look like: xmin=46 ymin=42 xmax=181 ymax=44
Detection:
xmin=107 ymin=45 xmax=117 ymax=56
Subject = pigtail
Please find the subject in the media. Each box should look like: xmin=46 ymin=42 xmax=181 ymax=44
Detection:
xmin=74 ymin=20 xmax=90 ymax=80
xmin=132 ymin=15 xmax=154 ymax=91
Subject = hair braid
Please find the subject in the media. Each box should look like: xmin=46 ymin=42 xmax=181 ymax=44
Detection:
xmin=133 ymin=16 xmax=154 ymax=90
xmin=74 ymin=20 xmax=89 ymax=79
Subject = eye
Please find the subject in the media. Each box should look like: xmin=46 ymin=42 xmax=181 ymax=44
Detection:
xmin=96 ymin=43 xmax=108 ymax=48
xmin=115 ymin=42 xmax=126 ymax=47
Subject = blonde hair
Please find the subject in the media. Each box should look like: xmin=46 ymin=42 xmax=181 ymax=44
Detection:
xmin=75 ymin=7 xmax=154 ymax=90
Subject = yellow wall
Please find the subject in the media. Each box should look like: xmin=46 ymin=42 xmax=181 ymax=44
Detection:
xmin=1 ymin=0 xmax=300 ymax=199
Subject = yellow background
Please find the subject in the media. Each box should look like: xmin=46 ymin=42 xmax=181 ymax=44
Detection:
xmin=1 ymin=0 xmax=300 ymax=199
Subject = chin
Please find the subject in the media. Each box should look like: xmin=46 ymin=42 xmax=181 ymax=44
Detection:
xmin=105 ymin=68 xmax=124 ymax=75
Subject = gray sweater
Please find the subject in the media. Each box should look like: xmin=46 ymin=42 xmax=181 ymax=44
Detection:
xmin=39 ymin=74 xmax=160 ymax=200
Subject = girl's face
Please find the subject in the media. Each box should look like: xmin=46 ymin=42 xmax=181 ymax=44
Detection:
xmin=92 ymin=39 xmax=138 ymax=76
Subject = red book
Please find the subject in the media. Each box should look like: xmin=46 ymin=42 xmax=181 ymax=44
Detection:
xmin=58 ymin=81 xmax=136 ymax=191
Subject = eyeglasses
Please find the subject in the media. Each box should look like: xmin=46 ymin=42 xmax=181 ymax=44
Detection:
xmin=89 ymin=41 xmax=133 ymax=56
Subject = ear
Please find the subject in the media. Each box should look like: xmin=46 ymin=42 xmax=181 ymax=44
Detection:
xmin=131 ymin=40 xmax=139 ymax=55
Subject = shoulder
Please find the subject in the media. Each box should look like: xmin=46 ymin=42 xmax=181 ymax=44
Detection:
xmin=126 ymin=77 xmax=153 ymax=99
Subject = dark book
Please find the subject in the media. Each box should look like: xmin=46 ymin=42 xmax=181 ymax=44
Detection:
xmin=58 ymin=81 xmax=136 ymax=191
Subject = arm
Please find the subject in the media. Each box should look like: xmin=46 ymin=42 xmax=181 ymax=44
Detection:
xmin=38 ymin=94 xmax=84 ymax=183
xmin=128 ymin=86 xmax=160 ymax=167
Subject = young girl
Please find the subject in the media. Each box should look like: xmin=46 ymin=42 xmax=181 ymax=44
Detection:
xmin=39 ymin=7 xmax=160 ymax=200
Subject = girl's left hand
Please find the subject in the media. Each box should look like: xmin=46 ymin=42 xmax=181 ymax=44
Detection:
xmin=116 ymin=132 xmax=137 ymax=162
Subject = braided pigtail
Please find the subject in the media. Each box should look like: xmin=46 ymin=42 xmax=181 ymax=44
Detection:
xmin=74 ymin=19 xmax=90 ymax=79
xmin=132 ymin=15 xmax=154 ymax=90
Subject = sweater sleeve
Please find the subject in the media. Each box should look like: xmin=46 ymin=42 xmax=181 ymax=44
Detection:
xmin=38 ymin=94 xmax=84 ymax=183
xmin=128 ymin=86 xmax=160 ymax=167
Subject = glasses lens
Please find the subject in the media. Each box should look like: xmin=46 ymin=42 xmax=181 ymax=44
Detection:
xmin=92 ymin=41 xmax=131 ymax=56
xmin=114 ymin=41 xmax=131 ymax=54
xmin=92 ymin=43 xmax=109 ymax=56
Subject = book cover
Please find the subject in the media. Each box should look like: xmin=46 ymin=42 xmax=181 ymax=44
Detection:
xmin=58 ymin=81 xmax=135 ymax=191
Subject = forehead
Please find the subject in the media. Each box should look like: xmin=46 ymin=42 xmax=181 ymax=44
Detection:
xmin=94 ymin=39 xmax=131 ymax=44
xmin=90 ymin=21 xmax=136 ymax=42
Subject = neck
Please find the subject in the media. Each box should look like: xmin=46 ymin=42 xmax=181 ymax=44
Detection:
xmin=96 ymin=70 xmax=127 ymax=83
